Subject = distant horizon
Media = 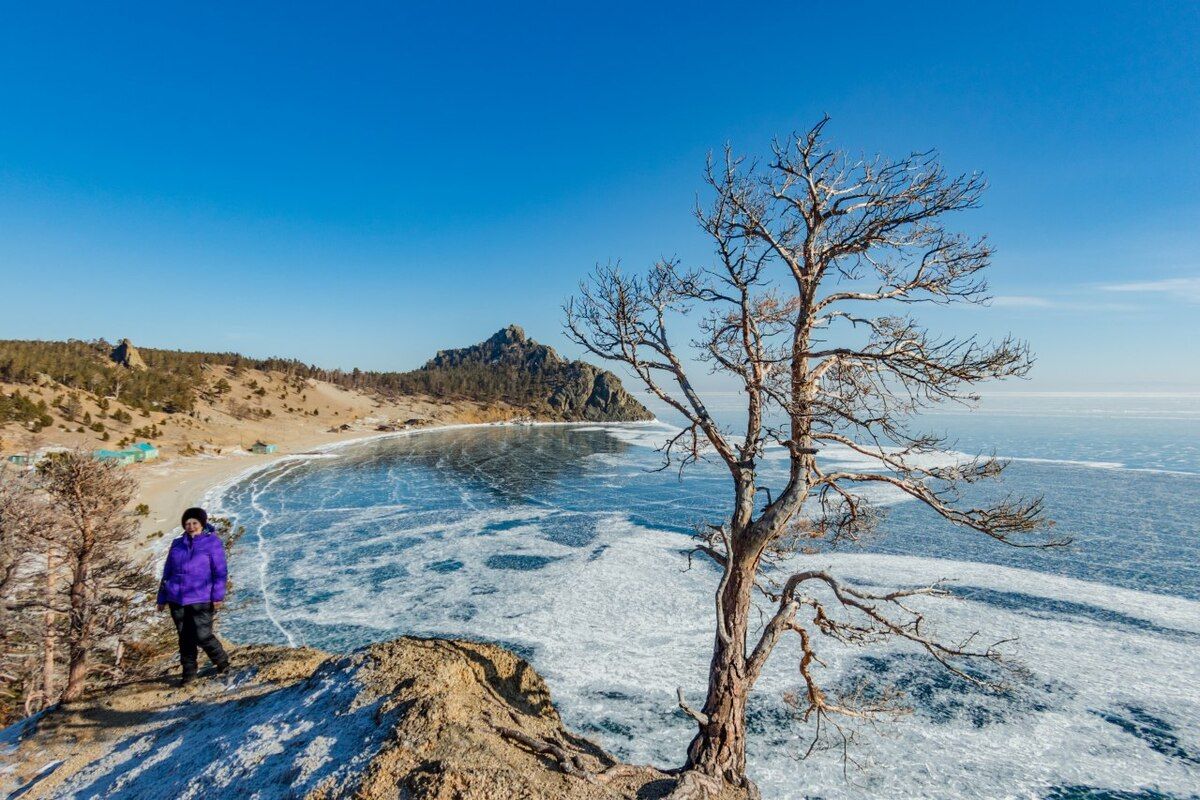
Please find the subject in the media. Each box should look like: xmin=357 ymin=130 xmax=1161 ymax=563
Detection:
xmin=5 ymin=328 xmax=1200 ymax=397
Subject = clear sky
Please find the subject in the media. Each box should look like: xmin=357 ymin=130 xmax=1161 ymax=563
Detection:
xmin=1 ymin=1 xmax=1197 ymax=392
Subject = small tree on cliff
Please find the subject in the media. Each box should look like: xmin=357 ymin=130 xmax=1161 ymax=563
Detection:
xmin=0 ymin=470 xmax=58 ymax=719
xmin=565 ymin=119 xmax=1058 ymax=797
xmin=36 ymin=451 xmax=149 ymax=703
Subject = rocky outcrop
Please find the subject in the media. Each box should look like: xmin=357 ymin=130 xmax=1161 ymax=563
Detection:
xmin=424 ymin=326 xmax=654 ymax=422
xmin=0 ymin=637 xmax=701 ymax=799
xmin=429 ymin=325 xmax=555 ymax=370
xmin=109 ymin=338 xmax=147 ymax=370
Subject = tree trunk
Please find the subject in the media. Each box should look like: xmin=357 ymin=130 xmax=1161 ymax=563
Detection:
xmin=684 ymin=554 xmax=757 ymax=785
xmin=60 ymin=543 xmax=92 ymax=703
xmin=62 ymin=650 xmax=88 ymax=702
xmin=42 ymin=553 xmax=56 ymax=705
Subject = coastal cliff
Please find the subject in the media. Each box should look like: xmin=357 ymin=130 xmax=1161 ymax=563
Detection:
xmin=421 ymin=325 xmax=654 ymax=422
xmin=0 ymin=637 xmax=703 ymax=799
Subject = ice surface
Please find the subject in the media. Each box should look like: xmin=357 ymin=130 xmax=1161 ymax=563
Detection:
xmin=210 ymin=423 xmax=1200 ymax=799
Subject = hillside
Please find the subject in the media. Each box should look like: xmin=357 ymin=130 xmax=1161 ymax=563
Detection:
xmin=0 ymin=361 xmax=506 ymax=465
xmin=0 ymin=637 xmax=719 ymax=799
xmin=0 ymin=327 xmax=652 ymax=461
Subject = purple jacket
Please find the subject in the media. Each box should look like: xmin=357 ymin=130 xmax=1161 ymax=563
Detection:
xmin=157 ymin=525 xmax=228 ymax=606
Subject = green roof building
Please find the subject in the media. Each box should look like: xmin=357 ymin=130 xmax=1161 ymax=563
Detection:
xmin=132 ymin=442 xmax=160 ymax=461
xmin=250 ymin=441 xmax=278 ymax=454
xmin=94 ymin=450 xmax=138 ymax=466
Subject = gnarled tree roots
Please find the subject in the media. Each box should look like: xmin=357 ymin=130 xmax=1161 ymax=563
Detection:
xmin=665 ymin=769 xmax=760 ymax=800
xmin=492 ymin=724 xmax=659 ymax=786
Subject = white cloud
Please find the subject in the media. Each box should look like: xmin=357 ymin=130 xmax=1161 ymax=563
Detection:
xmin=986 ymin=295 xmax=1139 ymax=312
xmin=1101 ymin=277 xmax=1200 ymax=303
xmin=991 ymin=295 xmax=1055 ymax=308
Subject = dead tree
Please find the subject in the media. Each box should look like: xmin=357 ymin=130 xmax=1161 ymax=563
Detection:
xmin=0 ymin=469 xmax=60 ymax=719
xmin=0 ymin=470 xmax=35 ymax=600
xmin=36 ymin=451 xmax=149 ymax=703
xmin=565 ymin=119 xmax=1057 ymax=796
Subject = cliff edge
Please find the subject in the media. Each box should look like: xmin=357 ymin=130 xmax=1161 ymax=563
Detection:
xmin=0 ymin=637 xmax=715 ymax=799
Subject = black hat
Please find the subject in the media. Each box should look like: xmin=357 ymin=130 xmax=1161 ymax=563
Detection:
xmin=182 ymin=507 xmax=208 ymax=527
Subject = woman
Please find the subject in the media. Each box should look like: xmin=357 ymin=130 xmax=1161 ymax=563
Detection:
xmin=156 ymin=507 xmax=230 ymax=685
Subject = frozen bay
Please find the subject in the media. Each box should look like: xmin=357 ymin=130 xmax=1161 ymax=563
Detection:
xmin=213 ymin=401 xmax=1200 ymax=799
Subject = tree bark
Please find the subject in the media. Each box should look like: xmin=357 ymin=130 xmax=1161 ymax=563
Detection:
xmin=60 ymin=520 xmax=94 ymax=703
xmin=61 ymin=571 xmax=89 ymax=702
xmin=41 ymin=552 xmax=56 ymax=706
xmin=684 ymin=551 xmax=758 ymax=784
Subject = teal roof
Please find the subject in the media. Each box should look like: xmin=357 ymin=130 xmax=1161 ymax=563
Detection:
xmin=94 ymin=450 xmax=137 ymax=463
xmin=133 ymin=442 xmax=158 ymax=452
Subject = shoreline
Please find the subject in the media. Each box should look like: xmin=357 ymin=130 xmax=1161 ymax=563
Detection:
xmin=134 ymin=415 xmax=1200 ymax=618
xmin=136 ymin=417 xmax=665 ymax=546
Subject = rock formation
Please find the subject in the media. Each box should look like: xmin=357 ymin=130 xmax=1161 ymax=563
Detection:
xmin=423 ymin=325 xmax=654 ymax=422
xmin=109 ymin=338 xmax=147 ymax=370
xmin=0 ymin=637 xmax=710 ymax=799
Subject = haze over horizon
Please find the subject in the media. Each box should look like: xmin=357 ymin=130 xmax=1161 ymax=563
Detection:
xmin=2 ymin=2 xmax=1198 ymax=392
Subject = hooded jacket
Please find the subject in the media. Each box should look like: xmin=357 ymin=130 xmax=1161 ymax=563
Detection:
xmin=156 ymin=524 xmax=228 ymax=606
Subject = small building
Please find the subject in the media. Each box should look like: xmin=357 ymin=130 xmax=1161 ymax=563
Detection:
xmin=6 ymin=454 xmax=30 ymax=466
xmin=250 ymin=441 xmax=277 ymax=454
xmin=94 ymin=449 xmax=138 ymax=466
xmin=132 ymin=442 xmax=160 ymax=461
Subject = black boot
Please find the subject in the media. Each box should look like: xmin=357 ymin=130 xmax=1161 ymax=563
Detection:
xmin=177 ymin=671 xmax=196 ymax=688
xmin=214 ymin=659 xmax=230 ymax=675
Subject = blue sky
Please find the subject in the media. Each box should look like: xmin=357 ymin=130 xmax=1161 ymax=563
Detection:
xmin=1 ymin=1 xmax=1197 ymax=391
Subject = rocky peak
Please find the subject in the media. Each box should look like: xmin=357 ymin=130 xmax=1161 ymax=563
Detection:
xmin=422 ymin=326 xmax=653 ymax=422
xmin=428 ymin=325 xmax=562 ymax=371
xmin=488 ymin=324 xmax=526 ymax=345
xmin=110 ymin=338 xmax=147 ymax=371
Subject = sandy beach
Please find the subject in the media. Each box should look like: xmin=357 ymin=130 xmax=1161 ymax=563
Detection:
xmin=129 ymin=400 xmax=528 ymax=543
xmin=134 ymin=414 xmax=665 ymax=544
xmin=133 ymin=433 xmax=333 ymax=541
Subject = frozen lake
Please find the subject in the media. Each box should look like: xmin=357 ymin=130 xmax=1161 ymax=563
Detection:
xmin=212 ymin=400 xmax=1200 ymax=799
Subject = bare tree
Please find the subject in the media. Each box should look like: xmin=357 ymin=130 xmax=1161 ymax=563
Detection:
xmin=36 ymin=451 xmax=150 ymax=703
xmin=565 ymin=119 xmax=1057 ymax=797
xmin=0 ymin=468 xmax=59 ymax=719
xmin=0 ymin=470 xmax=36 ymax=599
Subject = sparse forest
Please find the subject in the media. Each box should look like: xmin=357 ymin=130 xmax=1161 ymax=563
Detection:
xmin=384 ymin=363 xmax=555 ymax=408
xmin=0 ymin=336 xmax=526 ymax=409
xmin=0 ymin=340 xmax=197 ymax=413
xmin=0 ymin=390 xmax=53 ymax=429
xmin=0 ymin=340 xmax=537 ymax=413
xmin=0 ymin=328 xmax=649 ymax=424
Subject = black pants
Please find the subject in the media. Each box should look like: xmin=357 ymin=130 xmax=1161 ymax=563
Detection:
xmin=169 ymin=602 xmax=228 ymax=676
